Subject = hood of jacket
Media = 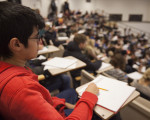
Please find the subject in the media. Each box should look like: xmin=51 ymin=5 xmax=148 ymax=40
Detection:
xmin=67 ymin=41 xmax=81 ymax=52
xmin=0 ymin=61 xmax=38 ymax=96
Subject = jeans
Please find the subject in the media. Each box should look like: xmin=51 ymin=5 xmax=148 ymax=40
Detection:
xmin=57 ymin=89 xmax=122 ymax=120
xmin=56 ymin=88 xmax=78 ymax=116
xmin=41 ymin=74 xmax=71 ymax=92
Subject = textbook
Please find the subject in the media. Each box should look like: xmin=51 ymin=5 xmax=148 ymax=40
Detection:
xmin=42 ymin=57 xmax=77 ymax=69
xmin=77 ymin=75 xmax=135 ymax=113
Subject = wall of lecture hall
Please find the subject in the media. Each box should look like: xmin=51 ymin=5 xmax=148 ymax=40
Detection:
xmin=149 ymin=5 xmax=150 ymax=21
xmin=70 ymin=0 xmax=150 ymax=22
xmin=0 ymin=0 xmax=150 ymax=22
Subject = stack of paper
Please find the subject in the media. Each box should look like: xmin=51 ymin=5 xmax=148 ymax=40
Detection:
xmin=98 ymin=62 xmax=113 ymax=71
xmin=133 ymin=64 xmax=146 ymax=73
xmin=127 ymin=72 xmax=143 ymax=81
xmin=31 ymin=55 xmax=46 ymax=60
xmin=97 ymin=54 xmax=108 ymax=61
xmin=78 ymin=29 xmax=85 ymax=34
xmin=38 ymin=47 xmax=48 ymax=54
xmin=58 ymin=37 xmax=69 ymax=41
xmin=78 ymin=75 xmax=135 ymax=113
xmin=42 ymin=57 xmax=77 ymax=69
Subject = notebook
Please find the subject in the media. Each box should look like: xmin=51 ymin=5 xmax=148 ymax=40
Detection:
xmin=78 ymin=75 xmax=135 ymax=113
xmin=42 ymin=57 xmax=77 ymax=69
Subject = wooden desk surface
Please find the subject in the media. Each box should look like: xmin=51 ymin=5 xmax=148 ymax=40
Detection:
xmin=38 ymin=45 xmax=60 ymax=55
xmin=76 ymin=83 xmax=140 ymax=120
xmin=94 ymin=91 xmax=140 ymax=120
xmin=48 ymin=56 xmax=86 ymax=76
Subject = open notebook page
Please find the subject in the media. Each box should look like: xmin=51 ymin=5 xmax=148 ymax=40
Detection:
xmin=78 ymin=75 xmax=135 ymax=113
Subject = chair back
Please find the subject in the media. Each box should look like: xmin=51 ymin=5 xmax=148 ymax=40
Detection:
xmin=120 ymin=96 xmax=150 ymax=120
xmin=81 ymin=70 xmax=95 ymax=85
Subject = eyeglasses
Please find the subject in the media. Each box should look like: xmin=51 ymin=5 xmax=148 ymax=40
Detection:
xmin=29 ymin=35 xmax=40 ymax=43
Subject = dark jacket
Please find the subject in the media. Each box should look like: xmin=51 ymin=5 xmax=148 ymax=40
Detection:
xmin=44 ymin=31 xmax=66 ymax=47
xmin=63 ymin=41 xmax=101 ymax=77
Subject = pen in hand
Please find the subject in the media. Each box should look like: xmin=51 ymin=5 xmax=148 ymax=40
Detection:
xmin=98 ymin=87 xmax=108 ymax=91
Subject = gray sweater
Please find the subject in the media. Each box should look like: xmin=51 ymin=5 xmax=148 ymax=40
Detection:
xmin=131 ymin=81 xmax=150 ymax=98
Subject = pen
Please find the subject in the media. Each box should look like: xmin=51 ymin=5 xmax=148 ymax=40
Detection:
xmin=98 ymin=87 xmax=108 ymax=91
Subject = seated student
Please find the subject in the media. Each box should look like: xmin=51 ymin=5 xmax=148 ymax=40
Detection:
xmin=44 ymin=25 xmax=68 ymax=46
xmin=105 ymin=53 xmax=129 ymax=82
xmin=110 ymin=51 xmax=133 ymax=73
xmin=131 ymin=68 xmax=150 ymax=100
xmin=111 ymin=53 xmax=126 ymax=71
xmin=26 ymin=59 xmax=71 ymax=93
xmin=63 ymin=34 xmax=102 ymax=88
xmin=0 ymin=2 xmax=99 ymax=120
xmin=84 ymin=36 xmax=100 ymax=60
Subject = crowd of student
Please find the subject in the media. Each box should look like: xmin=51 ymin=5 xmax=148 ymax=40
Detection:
xmin=36 ymin=2 xmax=150 ymax=100
xmin=0 ymin=1 xmax=150 ymax=120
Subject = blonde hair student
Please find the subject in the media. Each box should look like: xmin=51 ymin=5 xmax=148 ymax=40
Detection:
xmin=131 ymin=68 xmax=150 ymax=100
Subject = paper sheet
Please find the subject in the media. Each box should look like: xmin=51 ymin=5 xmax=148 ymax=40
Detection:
xmin=98 ymin=62 xmax=112 ymax=70
xmin=42 ymin=57 xmax=77 ymax=69
xmin=78 ymin=75 xmax=135 ymax=112
xmin=127 ymin=72 xmax=143 ymax=81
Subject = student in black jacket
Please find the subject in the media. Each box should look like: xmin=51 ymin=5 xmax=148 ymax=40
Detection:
xmin=63 ymin=34 xmax=102 ymax=88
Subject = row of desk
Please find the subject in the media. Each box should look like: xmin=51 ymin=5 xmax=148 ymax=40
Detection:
xmin=37 ymin=45 xmax=140 ymax=120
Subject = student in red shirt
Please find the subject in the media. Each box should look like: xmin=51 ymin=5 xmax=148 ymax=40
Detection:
xmin=0 ymin=2 xmax=99 ymax=120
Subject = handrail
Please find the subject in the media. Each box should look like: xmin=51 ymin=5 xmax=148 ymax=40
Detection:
xmin=117 ymin=22 xmax=150 ymax=39
xmin=119 ymin=22 xmax=150 ymax=34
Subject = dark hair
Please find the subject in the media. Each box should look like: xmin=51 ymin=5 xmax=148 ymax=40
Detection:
xmin=0 ymin=2 xmax=45 ymax=58
xmin=74 ymin=34 xmax=87 ymax=45
xmin=110 ymin=53 xmax=126 ymax=71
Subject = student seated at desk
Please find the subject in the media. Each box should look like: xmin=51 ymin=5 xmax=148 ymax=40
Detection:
xmin=63 ymin=34 xmax=102 ymax=88
xmin=44 ymin=25 xmax=68 ymax=47
xmin=131 ymin=68 xmax=150 ymax=100
xmin=26 ymin=58 xmax=71 ymax=93
xmin=27 ymin=43 xmax=71 ymax=93
xmin=84 ymin=36 xmax=101 ymax=60
xmin=0 ymin=2 xmax=100 ymax=120
xmin=110 ymin=52 xmax=133 ymax=73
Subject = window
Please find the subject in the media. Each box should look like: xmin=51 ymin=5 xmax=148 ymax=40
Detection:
xmin=109 ymin=14 xmax=122 ymax=21
xmin=129 ymin=14 xmax=143 ymax=22
xmin=86 ymin=0 xmax=91 ymax=2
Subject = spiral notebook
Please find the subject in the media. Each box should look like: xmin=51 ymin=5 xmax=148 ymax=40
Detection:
xmin=78 ymin=75 xmax=135 ymax=113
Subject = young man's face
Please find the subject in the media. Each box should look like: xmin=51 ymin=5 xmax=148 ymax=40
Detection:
xmin=79 ymin=41 xmax=87 ymax=50
xmin=22 ymin=27 xmax=39 ymax=60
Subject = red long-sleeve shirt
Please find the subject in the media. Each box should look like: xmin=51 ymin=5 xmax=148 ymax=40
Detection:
xmin=0 ymin=61 xmax=98 ymax=120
